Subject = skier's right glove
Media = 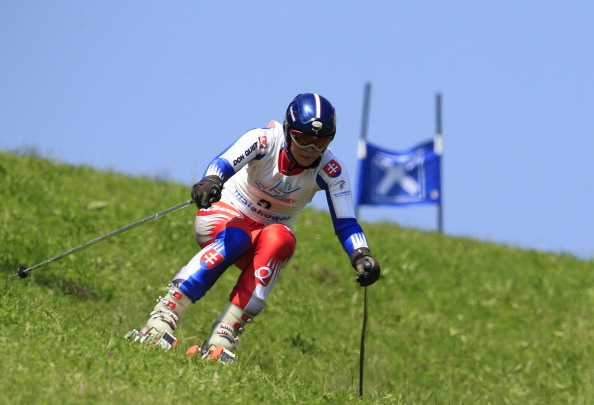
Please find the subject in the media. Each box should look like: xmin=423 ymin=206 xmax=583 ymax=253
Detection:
xmin=191 ymin=175 xmax=223 ymax=209
xmin=350 ymin=247 xmax=381 ymax=287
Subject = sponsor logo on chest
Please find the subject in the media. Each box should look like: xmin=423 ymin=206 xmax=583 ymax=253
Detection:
xmin=255 ymin=179 xmax=300 ymax=203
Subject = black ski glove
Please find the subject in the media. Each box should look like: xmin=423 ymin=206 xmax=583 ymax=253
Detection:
xmin=350 ymin=247 xmax=381 ymax=287
xmin=191 ymin=175 xmax=223 ymax=209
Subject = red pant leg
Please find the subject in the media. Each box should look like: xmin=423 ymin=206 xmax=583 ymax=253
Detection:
xmin=194 ymin=201 xmax=250 ymax=247
xmin=230 ymin=223 xmax=296 ymax=316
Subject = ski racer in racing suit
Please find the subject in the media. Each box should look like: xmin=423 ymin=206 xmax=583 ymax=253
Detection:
xmin=126 ymin=93 xmax=381 ymax=360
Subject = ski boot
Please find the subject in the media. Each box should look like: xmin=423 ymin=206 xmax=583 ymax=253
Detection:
xmin=125 ymin=283 xmax=192 ymax=351
xmin=198 ymin=302 xmax=254 ymax=364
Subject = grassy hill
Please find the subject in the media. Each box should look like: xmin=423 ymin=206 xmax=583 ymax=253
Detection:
xmin=1 ymin=150 xmax=593 ymax=404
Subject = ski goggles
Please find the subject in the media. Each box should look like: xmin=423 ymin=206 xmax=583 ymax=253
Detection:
xmin=289 ymin=129 xmax=334 ymax=152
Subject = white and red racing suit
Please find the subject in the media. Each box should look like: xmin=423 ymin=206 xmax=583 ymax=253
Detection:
xmin=173 ymin=121 xmax=369 ymax=316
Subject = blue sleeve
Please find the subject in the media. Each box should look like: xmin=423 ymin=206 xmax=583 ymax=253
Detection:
xmin=316 ymin=174 xmax=369 ymax=257
xmin=203 ymin=158 xmax=235 ymax=182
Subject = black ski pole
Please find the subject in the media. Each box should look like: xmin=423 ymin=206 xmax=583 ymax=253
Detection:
xmin=359 ymin=285 xmax=368 ymax=398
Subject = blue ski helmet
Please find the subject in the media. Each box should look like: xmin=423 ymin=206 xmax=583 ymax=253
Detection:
xmin=283 ymin=93 xmax=337 ymax=147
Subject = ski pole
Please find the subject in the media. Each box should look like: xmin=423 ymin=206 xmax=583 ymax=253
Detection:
xmin=12 ymin=199 xmax=194 ymax=279
xmin=357 ymin=259 xmax=373 ymax=397
xmin=359 ymin=285 xmax=368 ymax=397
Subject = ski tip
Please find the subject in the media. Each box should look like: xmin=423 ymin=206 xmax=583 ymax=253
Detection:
xmin=186 ymin=345 xmax=200 ymax=357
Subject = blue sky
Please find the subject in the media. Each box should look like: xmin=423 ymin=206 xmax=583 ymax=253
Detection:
xmin=1 ymin=2 xmax=593 ymax=260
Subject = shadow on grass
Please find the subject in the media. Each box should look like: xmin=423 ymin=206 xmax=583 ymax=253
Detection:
xmin=34 ymin=275 xmax=106 ymax=301
xmin=4 ymin=259 xmax=107 ymax=301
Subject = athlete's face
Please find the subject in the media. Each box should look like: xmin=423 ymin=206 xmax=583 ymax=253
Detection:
xmin=289 ymin=139 xmax=324 ymax=166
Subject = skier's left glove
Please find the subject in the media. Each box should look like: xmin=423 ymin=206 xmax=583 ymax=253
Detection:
xmin=350 ymin=247 xmax=381 ymax=287
xmin=191 ymin=175 xmax=223 ymax=209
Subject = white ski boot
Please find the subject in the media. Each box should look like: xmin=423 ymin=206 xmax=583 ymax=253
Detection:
xmin=125 ymin=283 xmax=192 ymax=350
xmin=199 ymin=302 xmax=254 ymax=364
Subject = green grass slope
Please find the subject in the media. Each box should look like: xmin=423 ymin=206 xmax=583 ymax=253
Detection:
xmin=1 ymin=150 xmax=593 ymax=404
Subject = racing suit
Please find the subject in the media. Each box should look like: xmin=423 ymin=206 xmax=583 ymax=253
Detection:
xmin=173 ymin=121 xmax=369 ymax=316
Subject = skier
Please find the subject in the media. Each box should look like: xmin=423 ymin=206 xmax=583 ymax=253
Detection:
xmin=126 ymin=93 xmax=381 ymax=362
